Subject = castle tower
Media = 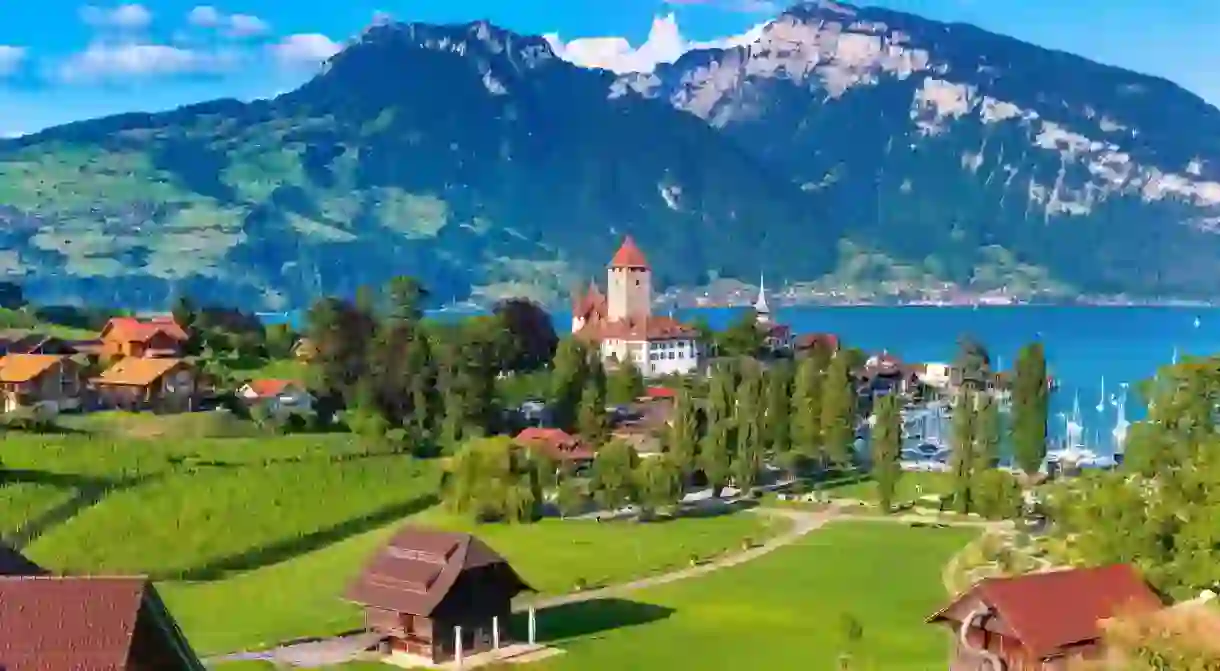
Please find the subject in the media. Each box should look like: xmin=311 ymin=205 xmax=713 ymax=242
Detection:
xmin=607 ymin=236 xmax=651 ymax=322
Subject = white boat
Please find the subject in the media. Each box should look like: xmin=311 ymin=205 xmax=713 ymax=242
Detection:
xmin=1112 ymin=383 xmax=1130 ymax=454
xmin=1095 ymin=376 xmax=1106 ymax=414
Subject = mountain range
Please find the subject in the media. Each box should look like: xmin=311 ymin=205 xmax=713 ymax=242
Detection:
xmin=3 ymin=0 xmax=1220 ymax=310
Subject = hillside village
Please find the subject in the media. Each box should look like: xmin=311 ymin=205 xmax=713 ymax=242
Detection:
xmin=1 ymin=235 xmax=1217 ymax=670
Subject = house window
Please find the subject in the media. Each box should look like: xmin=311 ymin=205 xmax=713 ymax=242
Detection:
xmin=667 ymin=352 xmax=675 ymax=360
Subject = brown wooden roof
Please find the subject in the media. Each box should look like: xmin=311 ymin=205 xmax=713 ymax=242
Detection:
xmin=0 ymin=542 xmax=46 ymax=577
xmin=345 ymin=526 xmax=532 ymax=617
xmin=928 ymin=564 xmax=1163 ymax=660
xmin=0 ymin=576 xmax=204 ymax=671
xmin=94 ymin=357 xmax=189 ymax=387
xmin=0 ymin=354 xmax=66 ymax=384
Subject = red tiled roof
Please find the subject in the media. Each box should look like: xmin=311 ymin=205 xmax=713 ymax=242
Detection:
xmin=645 ymin=386 xmax=676 ymax=399
xmin=794 ymin=333 xmax=840 ymax=351
xmin=609 ymin=236 xmax=649 ymax=269
xmin=928 ymin=564 xmax=1163 ymax=660
xmin=101 ymin=316 xmax=189 ymax=344
xmin=572 ymin=280 xmax=608 ymax=318
xmin=515 ymin=428 xmax=596 ymax=461
xmin=576 ymin=315 xmax=698 ymax=342
xmin=242 ymin=379 xmax=297 ymax=398
xmin=0 ymin=576 xmax=147 ymax=669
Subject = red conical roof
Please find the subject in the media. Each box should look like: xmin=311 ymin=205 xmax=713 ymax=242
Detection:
xmin=609 ymin=236 xmax=649 ymax=269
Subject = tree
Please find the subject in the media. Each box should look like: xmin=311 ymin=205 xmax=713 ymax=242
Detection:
xmin=444 ymin=437 xmax=543 ymax=523
xmin=791 ymin=351 xmax=828 ymax=466
xmin=635 ymin=454 xmax=683 ymax=516
xmin=577 ymin=382 xmax=609 ymax=446
xmin=549 ymin=339 xmax=590 ymax=431
xmin=1011 ymin=341 xmax=1049 ymax=475
xmin=716 ymin=311 xmax=765 ymax=359
xmin=870 ymin=393 xmax=902 ymax=513
xmin=971 ymin=469 xmax=1023 ymax=520
xmin=385 ymin=276 xmax=428 ymax=322
xmin=732 ymin=362 xmax=766 ymax=494
xmin=556 ymin=478 xmax=588 ymax=519
xmin=590 ymin=440 xmax=640 ymax=511
xmin=765 ymin=362 xmax=793 ymax=459
xmin=171 ymin=295 xmax=203 ymax=356
xmin=954 ymin=336 xmax=992 ymax=392
xmin=701 ymin=365 xmax=735 ymax=496
xmin=974 ymin=393 xmax=1001 ymax=471
xmin=950 ymin=390 xmax=978 ymax=513
xmin=263 ymin=322 xmax=296 ymax=360
xmin=607 ymin=359 xmax=645 ymax=406
xmin=820 ymin=353 xmax=856 ymax=468
xmin=493 ymin=298 xmax=558 ymax=373
xmin=666 ymin=389 xmax=700 ymax=479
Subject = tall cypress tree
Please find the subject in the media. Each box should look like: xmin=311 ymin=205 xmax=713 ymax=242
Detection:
xmin=667 ymin=390 xmax=700 ymax=479
xmin=765 ymin=362 xmax=793 ymax=457
xmin=791 ymin=353 xmax=826 ymax=465
xmin=820 ymin=352 xmax=856 ymax=468
xmin=701 ymin=366 xmax=735 ymax=496
xmin=871 ymin=393 xmax=903 ymax=513
xmin=549 ymin=339 xmax=588 ymax=431
xmin=732 ymin=363 xmax=766 ymax=494
xmin=951 ymin=390 xmax=978 ymax=513
xmin=1012 ymin=342 xmax=1049 ymax=475
xmin=974 ymin=393 xmax=1001 ymax=471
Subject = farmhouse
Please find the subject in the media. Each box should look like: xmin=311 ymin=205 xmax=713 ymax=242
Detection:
xmin=928 ymin=564 xmax=1163 ymax=670
xmin=346 ymin=526 xmax=534 ymax=666
xmin=0 ymin=575 xmax=206 ymax=671
xmin=0 ymin=353 xmax=86 ymax=413
xmin=514 ymin=427 xmax=596 ymax=468
xmin=100 ymin=316 xmax=189 ymax=359
xmin=571 ymin=237 xmax=702 ymax=377
xmin=94 ymin=357 xmax=198 ymax=412
xmin=238 ymin=378 xmax=314 ymax=416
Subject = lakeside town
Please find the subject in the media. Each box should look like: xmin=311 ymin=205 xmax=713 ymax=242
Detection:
xmin=2 ymin=236 xmax=1215 ymax=670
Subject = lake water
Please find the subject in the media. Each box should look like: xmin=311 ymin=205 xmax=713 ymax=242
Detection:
xmin=269 ymin=305 xmax=1216 ymax=448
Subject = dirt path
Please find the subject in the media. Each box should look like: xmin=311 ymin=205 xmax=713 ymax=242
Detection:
xmin=525 ymin=508 xmax=834 ymax=611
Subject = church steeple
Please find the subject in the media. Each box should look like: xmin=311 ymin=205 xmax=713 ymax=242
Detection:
xmin=753 ymin=274 xmax=771 ymax=324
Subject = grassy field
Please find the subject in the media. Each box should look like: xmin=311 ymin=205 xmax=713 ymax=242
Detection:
xmin=519 ymin=521 xmax=975 ymax=671
xmin=0 ymin=481 xmax=79 ymax=537
xmin=164 ymin=511 xmax=785 ymax=655
xmin=25 ymin=455 xmax=440 ymax=578
xmin=823 ymin=471 xmax=954 ymax=503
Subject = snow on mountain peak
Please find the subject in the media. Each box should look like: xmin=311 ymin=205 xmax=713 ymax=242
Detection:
xmin=544 ymin=13 xmax=765 ymax=75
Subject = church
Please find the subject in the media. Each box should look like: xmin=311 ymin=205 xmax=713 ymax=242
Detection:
xmin=570 ymin=237 xmax=702 ymax=377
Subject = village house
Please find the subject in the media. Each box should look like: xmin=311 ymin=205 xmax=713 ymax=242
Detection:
xmin=93 ymin=357 xmax=198 ymax=413
xmin=0 ymin=354 xmax=87 ymax=413
xmin=345 ymin=526 xmax=536 ymax=666
xmin=514 ymin=427 xmax=596 ymax=469
xmin=928 ymin=564 xmax=1163 ymax=670
xmin=0 ymin=576 xmax=206 ymax=670
xmin=571 ymin=237 xmax=702 ymax=378
xmin=99 ymin=316 xmax=189 ymax=359
xmin=237 ymin=378 xmax=314 ymax=417
xmin=0 ymin=331 xmax=88 ymax=356
xmin=610 ymin=388 xmax=676 ymax=455
xmin=794 ymin=333 xmax=840 ymax=356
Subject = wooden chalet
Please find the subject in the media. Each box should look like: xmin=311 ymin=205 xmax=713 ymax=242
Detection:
xmin=345 ymin=526 xmax=533 ymax=665
xmin=0 ymin=331 xmax=83 ymax=356
xmin=0 ymin=575 xmax=205 ymax=671
xmin=99 ymin=316 xmax=189 ymax=359
xmin=928 ymin=564 xmax=1163 ymax=670
xmin=93 ymin=357 xmax=197 ymax=412
xmin=0 ymin=354 xmax=87 ymax=413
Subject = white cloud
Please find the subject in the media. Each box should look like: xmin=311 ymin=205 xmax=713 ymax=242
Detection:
xmin=544 ymin=13 xmax=766 ymax=75
xmin=0 ymin=46 xmax=26 ymax=76
xmin=57 ymin=43 xmax=241 ymax=82
xmin=187 ymin=6 xmax=269 ymax=38
xmin=80 ymin=4 xmax=153 ymax=29
xmin=268 ymin=34 xmax=341 ymax=67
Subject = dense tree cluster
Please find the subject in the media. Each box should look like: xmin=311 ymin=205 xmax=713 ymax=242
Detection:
xmin=303 ymin=277 xmax=558 ymax=453
xmin=1049 ymin=358 xmax=1220 ymax=600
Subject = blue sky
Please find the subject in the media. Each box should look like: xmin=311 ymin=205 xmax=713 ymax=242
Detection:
xmin=1 ymin=0 xmax=1217 ymax=135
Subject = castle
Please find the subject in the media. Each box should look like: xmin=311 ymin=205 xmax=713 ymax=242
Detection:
xmin=570 ymin=237 xmax=702 ymax=377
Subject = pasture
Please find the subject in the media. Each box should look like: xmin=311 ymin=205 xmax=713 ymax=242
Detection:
xmin=523 ymin=521 xmax=975 ymax=671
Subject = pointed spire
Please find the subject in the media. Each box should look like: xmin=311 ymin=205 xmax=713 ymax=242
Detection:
xmin=609 ymin=236 xmax=649 ymax=269
xmin=753 ymin=273 xmax=770 ymax=315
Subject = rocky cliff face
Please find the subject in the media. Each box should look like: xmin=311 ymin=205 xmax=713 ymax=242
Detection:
xmin=615 ymin=1 xmax=1220 ymax=297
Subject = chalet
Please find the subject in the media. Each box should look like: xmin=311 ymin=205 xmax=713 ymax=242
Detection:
xmin=0 ymin=331 xmax=82 ymax=356
xmin=0 ymin=354 xmax=86 ymax=413
xmin=237 ymin=378 xmax=314 ymax=416
xmin=611 ymin=394 xmax=674 ymax=455
xmin=93 ymin=357 xmax=197 ymax=413
xmin=99 ymin=316 xmax=189 ymax=359
xmin=571 ymin=237 xmax=702 ymax=377
xmin=345 ymin=527 xmax=535 ymax=666
xmin=514 ymin=428 xmax=596 ymax=468
xmin=0 ymin=575 xmax=206 ymax=671
xmin=928 ymin=564 xmax=1163 ymax=670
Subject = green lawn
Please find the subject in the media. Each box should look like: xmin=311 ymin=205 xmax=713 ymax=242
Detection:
xmin=521 ymin=521 xmax=975 ymax=671
xmin=230 ymin=357 xmax=309 ymax=382
xmin=0 ymin=481 xmax=79 ymax=537
xmin=164 ymin=511 xmax=783 ymax=656
xmin=824 ymin=471 xmax=954 ymax=503
xmin=25 ymin=455 xmax=440 ymax=578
